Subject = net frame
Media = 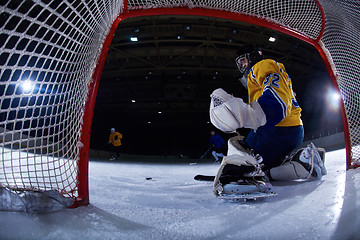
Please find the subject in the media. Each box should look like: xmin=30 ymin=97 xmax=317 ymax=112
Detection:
xmin=1 ymin=0 xmax=358 ymax=208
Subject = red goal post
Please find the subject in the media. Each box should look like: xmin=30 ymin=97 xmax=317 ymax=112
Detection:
xmin=0 ymin=0 xmax=358 ymax=208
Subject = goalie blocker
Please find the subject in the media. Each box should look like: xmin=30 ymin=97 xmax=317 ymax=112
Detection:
xmin=210 ymin=88 xmax=266 ymax=133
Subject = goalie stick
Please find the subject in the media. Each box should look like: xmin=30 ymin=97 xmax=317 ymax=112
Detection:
xmin=194 ymin=175 xmax=215 ymax=181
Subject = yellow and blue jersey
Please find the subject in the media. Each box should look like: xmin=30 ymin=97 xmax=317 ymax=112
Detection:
xmin=247 ymin=59 xmax=302 ymax=128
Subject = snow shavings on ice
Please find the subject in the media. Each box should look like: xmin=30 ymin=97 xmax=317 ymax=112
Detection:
xmin=1 ymin=149 xmax=359 ymax=239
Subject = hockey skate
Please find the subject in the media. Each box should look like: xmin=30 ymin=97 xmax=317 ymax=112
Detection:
xmin=213 ymin=137 xmax=276 ymax=201
xmin=270 ymin=142 xmax=327 ymax=181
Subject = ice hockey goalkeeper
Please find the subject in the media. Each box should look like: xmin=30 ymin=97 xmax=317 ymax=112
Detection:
xmin=210 ymin=45 xmax=326 ymax=198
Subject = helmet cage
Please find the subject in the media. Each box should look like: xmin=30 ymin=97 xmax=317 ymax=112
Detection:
xmin=235 ymin=54 xmax=249 ymax=74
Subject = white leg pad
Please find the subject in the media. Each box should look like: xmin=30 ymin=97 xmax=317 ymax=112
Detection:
xmin=213 ymin=154 xmax=263 ymax=195
xmin=227 ymin=136 xmax=250 ymax=156
xmin=270 ymin=162 xmax=312 ymax=180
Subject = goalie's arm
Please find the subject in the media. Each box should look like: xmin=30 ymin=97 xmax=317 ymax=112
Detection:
xmin=250 ymin=60 xmax=294 ymax=129
xmin=257 ymin=85 xmax=288 ymax=129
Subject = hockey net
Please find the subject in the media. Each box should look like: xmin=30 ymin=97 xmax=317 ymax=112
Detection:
xmin=0 ymin=0 xmax=359 ymax=209
xmin=0 ymin=0 xmax=124 ymax=210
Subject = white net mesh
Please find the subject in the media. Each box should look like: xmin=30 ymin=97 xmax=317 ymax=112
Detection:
xmin=127 ymin=0 xmax=324 ymax=40
xmin=0 ymin=0 xmax=359 ymax=205
xmin=318 ymin=0 xmax=360 ymax=161
xmin=0 ymin=0 xmax=123 ymax=200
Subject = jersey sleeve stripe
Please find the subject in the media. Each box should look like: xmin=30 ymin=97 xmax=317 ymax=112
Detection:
xmin=263 ymin=86 xmax=287 ymax=119
xmin=250 ymin=67 xmax=257 ymax=81
xmin=274 ymin=60 xmax=283 ymax=73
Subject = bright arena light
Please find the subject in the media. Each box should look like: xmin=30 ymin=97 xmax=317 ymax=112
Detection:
xmin=326 ymin=88 xmax=341 ymax=112
xmin=269 ymin=36 xmax=276 ymax=42
xmin=130 ymin=37 xmax=138 ymax=42
xmin=332 ymin=92 xmax=341 ymax=101
xmin=22 ymin=80 xmax=34 ymax=93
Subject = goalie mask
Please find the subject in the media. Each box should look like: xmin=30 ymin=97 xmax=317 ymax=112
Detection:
xmin=235 ymin=45 xmax=263 ymax=75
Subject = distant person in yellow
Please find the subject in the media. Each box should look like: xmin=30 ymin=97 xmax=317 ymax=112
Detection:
xmin=108 ymin=128 xmax=122 ymax=160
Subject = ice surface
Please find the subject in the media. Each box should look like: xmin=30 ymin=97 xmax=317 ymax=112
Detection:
xmin=1 ymin=149 xmax=359 ymax=239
